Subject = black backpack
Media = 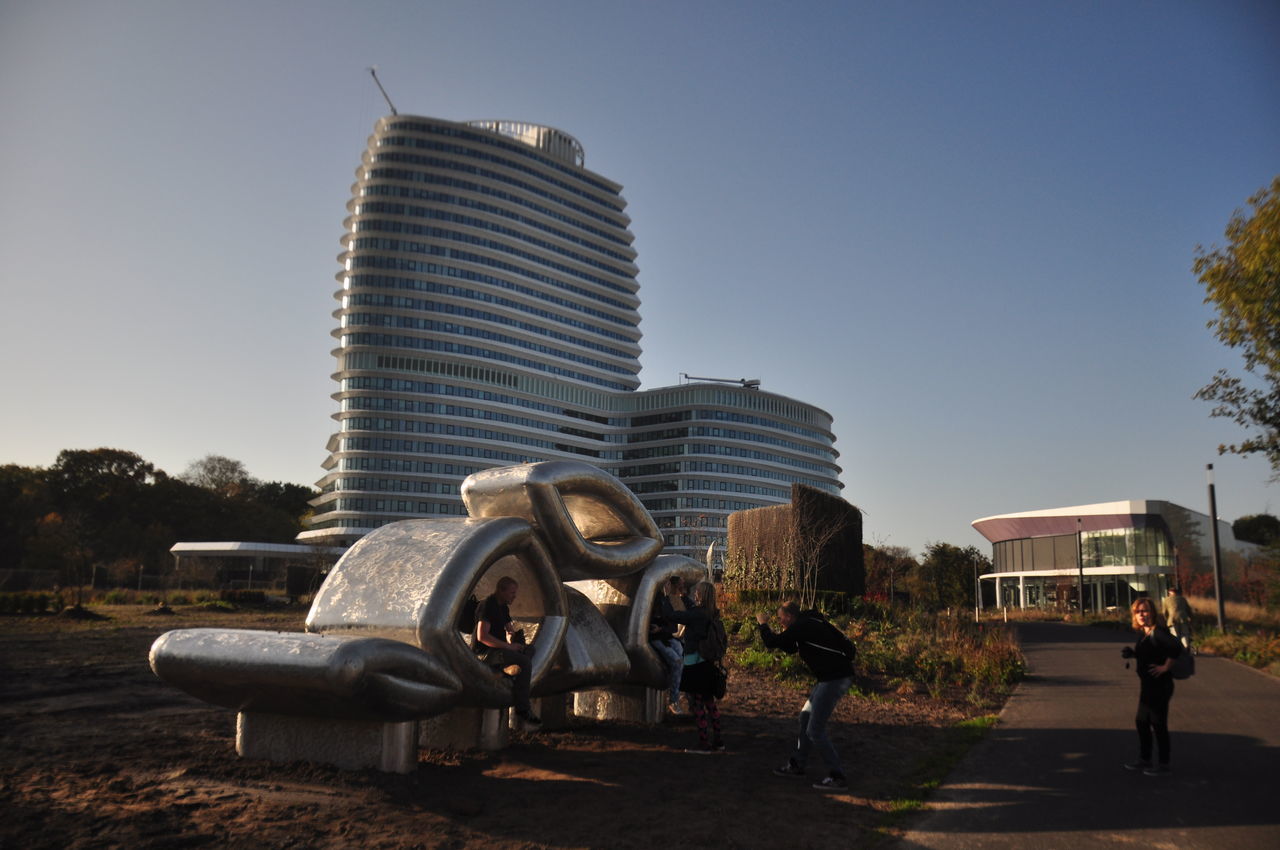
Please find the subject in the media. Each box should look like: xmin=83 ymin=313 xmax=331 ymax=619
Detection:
xmin=698 ymin=616 xmax=728 ymax=662
xmin=456 ymin=593 xmax=481 ymax=634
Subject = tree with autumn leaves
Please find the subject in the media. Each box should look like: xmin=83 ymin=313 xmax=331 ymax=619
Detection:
xmin=1195 ymin=176 xmax=1280 ymax=474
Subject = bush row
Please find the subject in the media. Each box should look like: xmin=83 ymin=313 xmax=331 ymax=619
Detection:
xmin=724 ymin=597 xmax=1024 ymax=707
xmin=0 ymin=592 xmax=63 ymax=614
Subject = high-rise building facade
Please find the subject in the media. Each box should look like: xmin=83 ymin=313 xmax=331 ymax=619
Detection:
xmin=301 ymin=115 xmax=841 ymax=558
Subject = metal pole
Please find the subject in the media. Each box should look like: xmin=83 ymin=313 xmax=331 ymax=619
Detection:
xmin=973 ymin=557 xmax=979 ymax=623
xmin=1207 ymin=464 xmax=1226 ymax=630
xmin=1076 ymin=518 xmax=1085 ymax=617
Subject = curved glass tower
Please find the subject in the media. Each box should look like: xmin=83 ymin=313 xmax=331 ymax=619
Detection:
xmin=303 ymin=115 xmax=841 ymax=558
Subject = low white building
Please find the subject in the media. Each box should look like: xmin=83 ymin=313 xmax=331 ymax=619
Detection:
xmin=971 ymin=500 xmax=1258 ymax=612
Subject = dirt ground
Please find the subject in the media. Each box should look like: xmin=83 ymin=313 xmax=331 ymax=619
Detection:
xmin=0 ymin=606 xmax=987 ymax=850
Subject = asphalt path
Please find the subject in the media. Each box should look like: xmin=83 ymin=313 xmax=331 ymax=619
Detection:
xmin=893 ymin=621 xmax=1280 ymax=850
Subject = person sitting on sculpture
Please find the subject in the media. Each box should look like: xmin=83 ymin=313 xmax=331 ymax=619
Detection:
xmin=474 ymin=576 xmax=541 ymax=728
xmin=660 ymin=579 xmax=725 ymax=753
xmin=650 ymin=576 xmax=686 ymax=715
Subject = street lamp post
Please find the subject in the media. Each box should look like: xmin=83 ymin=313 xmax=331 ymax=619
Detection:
xmin=973 ymin=556 xmax=980 ymax=623
xmin=1207 ymin=464 xmax=1226 ymax=631
xmin=1076 ymin=518 xmax=1085 ymax=617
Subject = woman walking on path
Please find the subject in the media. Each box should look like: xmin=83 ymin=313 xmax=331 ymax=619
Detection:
xmin=1121 ymin=596 xmax=1182 ymax=776
xmin=661 ymin=579 xmax=725 ymax=753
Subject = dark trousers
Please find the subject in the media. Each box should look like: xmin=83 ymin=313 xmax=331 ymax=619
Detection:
xmin=1135 ymin=677 xmax=1174 ymax=765
xmin=482 ymin=646 xmax=534 ymax=714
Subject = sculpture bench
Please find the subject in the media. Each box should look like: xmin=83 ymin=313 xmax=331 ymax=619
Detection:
xmin=150 ymin=461 xmax=706 ymax=772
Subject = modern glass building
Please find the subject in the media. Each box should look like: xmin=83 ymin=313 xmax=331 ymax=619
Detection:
xmin=300 ymin=115 xmax=842 ymax=558
xmin=971 ymin=500 xmax=1257 ymax=612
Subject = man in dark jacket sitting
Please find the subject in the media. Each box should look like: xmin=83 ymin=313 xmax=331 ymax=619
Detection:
xmin=755 ymin=601 xmax=855 ymax=791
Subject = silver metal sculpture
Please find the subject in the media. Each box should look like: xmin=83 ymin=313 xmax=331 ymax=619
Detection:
xmin=150 ymin=460 xmax=706 ymax=772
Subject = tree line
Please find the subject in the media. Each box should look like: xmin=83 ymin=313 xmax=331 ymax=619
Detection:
xmin=0 ymin=448 xmax=315 ymax=592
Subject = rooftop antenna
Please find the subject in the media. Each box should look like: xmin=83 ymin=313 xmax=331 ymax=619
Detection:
xmin=367 ymin=67 xmax=398 ymax=116
xmin=680 ymin=373 xmax=761 ymax=390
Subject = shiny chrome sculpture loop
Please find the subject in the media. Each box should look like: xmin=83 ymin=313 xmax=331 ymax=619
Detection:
xmin=151 ymin=461 xmax=706 ymax=723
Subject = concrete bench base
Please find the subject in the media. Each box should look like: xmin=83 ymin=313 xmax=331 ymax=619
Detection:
xmin=236 ymin=712 xmax=418 ymax=774
xmin=573 ymin=686 xmax=665 ymax=725
xmin=420 ymin=706 xmax=511 ymax=752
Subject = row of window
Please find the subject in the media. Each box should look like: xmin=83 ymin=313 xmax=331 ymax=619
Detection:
xmin=339 ymin=416 xmax=599 ymax=455
xmin=341 ymin=333 xmax=634 ymax=390
xmin=628 ymin=408 xmax=830 ymax=444
xmin=369 ymin=155 xmax=623 ymax=233
xmin=682 ymin=478 xmax=790 ymax=499
xmin=384 ymin=121 xmax=619 ymax=196
xmin=335 ymin=477 xmax=457 ymax=494
xmin=337 ymin=414 xmax=601 ymax=455
xmin=375 ymin=134 xmax=624 ymax=213
xmin=682 ymin=460 xmax=841 ymax=495
xmin=618 ymin=442 xmax=834 ymax=475
xmin=341 ymin=305 xmax=636 ymax=363
xmin=355 ymin=210 xmax=634 ymax=280
xmin=341 ymin=436 xmax=543 ymax=465
xmin=990 ymin=527 xmax=1174 ymax=574
xmin=362 ymin=177 xmax=631 ymax=250
xmin=356 ymin=196 xmax=634 ymax=264
xmin=345 ymin=351 xmax=622 ymax=410
xmin=342 ymin=397 xmax=606 ymax=440
xmin=338 ymin=456 xmax=483 ymax=476
xmin=322 ymin=497 xmax=470 ymax=516
xmin=641 ymin=497 xmax=769 ymax=513
xmin=626 ymin=478 xmax=789 ymax=500
xmin=348 ymin=253 xmax=638 ymax=324
xmin=345 ymin=277 xmax=637 ymax=344
xmin=341 ymin=375 xmax=601 ymax=423
xmin=622 ymin=424 xmax=829 ymax=458
xmin=344 ymin=353 xmax=519 ymax=388
xmin=663 ymin=532 xmax=725 ymax=550
xmin=684 ymin=443 xmax=836 ymax=475
xmin=351 ymin=235 xmax=635 ymax=304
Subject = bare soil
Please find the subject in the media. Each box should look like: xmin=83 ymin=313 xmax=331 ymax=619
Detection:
xmin=0 ymin=606 xmax=988 ymax=850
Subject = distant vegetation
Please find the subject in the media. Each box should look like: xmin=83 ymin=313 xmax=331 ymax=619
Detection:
xmin=0 ymin=448 xmax=315 ymax=598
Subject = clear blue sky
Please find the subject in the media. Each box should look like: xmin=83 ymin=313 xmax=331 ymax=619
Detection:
xmin=2 ymin=0 xmax=1277 ymax=556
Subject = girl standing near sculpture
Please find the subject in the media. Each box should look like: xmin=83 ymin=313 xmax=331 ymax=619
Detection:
xmin=661 ymin=579 xmax=725 ymax=753
xmin=1121 ymin=596 xmax=1182 ymax=776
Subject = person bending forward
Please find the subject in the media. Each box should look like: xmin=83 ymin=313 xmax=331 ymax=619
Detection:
xmin=756 ymin=601 xmax=855 ymax=791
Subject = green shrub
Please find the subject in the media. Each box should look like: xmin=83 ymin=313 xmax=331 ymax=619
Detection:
xmin=101 ymin=589 xmax=130 ymax=605
xmin=1198 ymin=626 xmax=1280 ymax=672
xmin=197 ymin=599 xmax=237 ymax=611
xmin=166 ymin=593 xmax=192 ymax=606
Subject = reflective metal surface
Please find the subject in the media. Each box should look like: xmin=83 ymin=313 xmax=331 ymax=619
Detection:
xmin=461 ymin=460 xmax=663 ymax=581
xmin=151 ymin=461 xmax=701 ymax=744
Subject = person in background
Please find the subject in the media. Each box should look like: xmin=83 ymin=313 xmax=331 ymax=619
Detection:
xmin=474 ymin=576 xmax=541 ymax=729
xmin=661 ymin=579 xmax=725 ymax=753
xmin=650 ymin=579 xmax=685 ymax=714
xmin=755 ymin=601 xmax=856 ymax=791
xmin=1161 ymin=585 xmax=1194 ymax=649
xmin=1121 ymin=596 xmax=1182 ymax=776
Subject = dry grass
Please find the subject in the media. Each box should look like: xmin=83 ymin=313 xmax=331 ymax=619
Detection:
xmin=1187 ymin=595 xmax=1280 ymax=629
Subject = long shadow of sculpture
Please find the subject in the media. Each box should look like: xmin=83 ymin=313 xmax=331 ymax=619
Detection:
xmin=150 ymin=461 xmax=707 ymax=772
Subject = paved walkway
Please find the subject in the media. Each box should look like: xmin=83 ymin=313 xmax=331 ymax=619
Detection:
xmin=894 ymin=622 xmax=1280 ymax=850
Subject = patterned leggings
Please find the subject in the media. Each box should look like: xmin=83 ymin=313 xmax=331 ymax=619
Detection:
xmin=690 ymin=695 xmax=721 ymax=747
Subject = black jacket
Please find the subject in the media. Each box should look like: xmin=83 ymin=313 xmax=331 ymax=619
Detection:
xmin=661 ymin=595 xmax=708 ymax=656
xmin=1134 ymin=626 xmax=1182 ymax=684
xmin=757 ymin=612 xmax=855 ymax=682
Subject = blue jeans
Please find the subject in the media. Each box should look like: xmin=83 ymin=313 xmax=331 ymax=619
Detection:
xmin=795 ymin=676 xmax=851 ymax=775
xmin=650 ymin=638 xmax=683 ymax=704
